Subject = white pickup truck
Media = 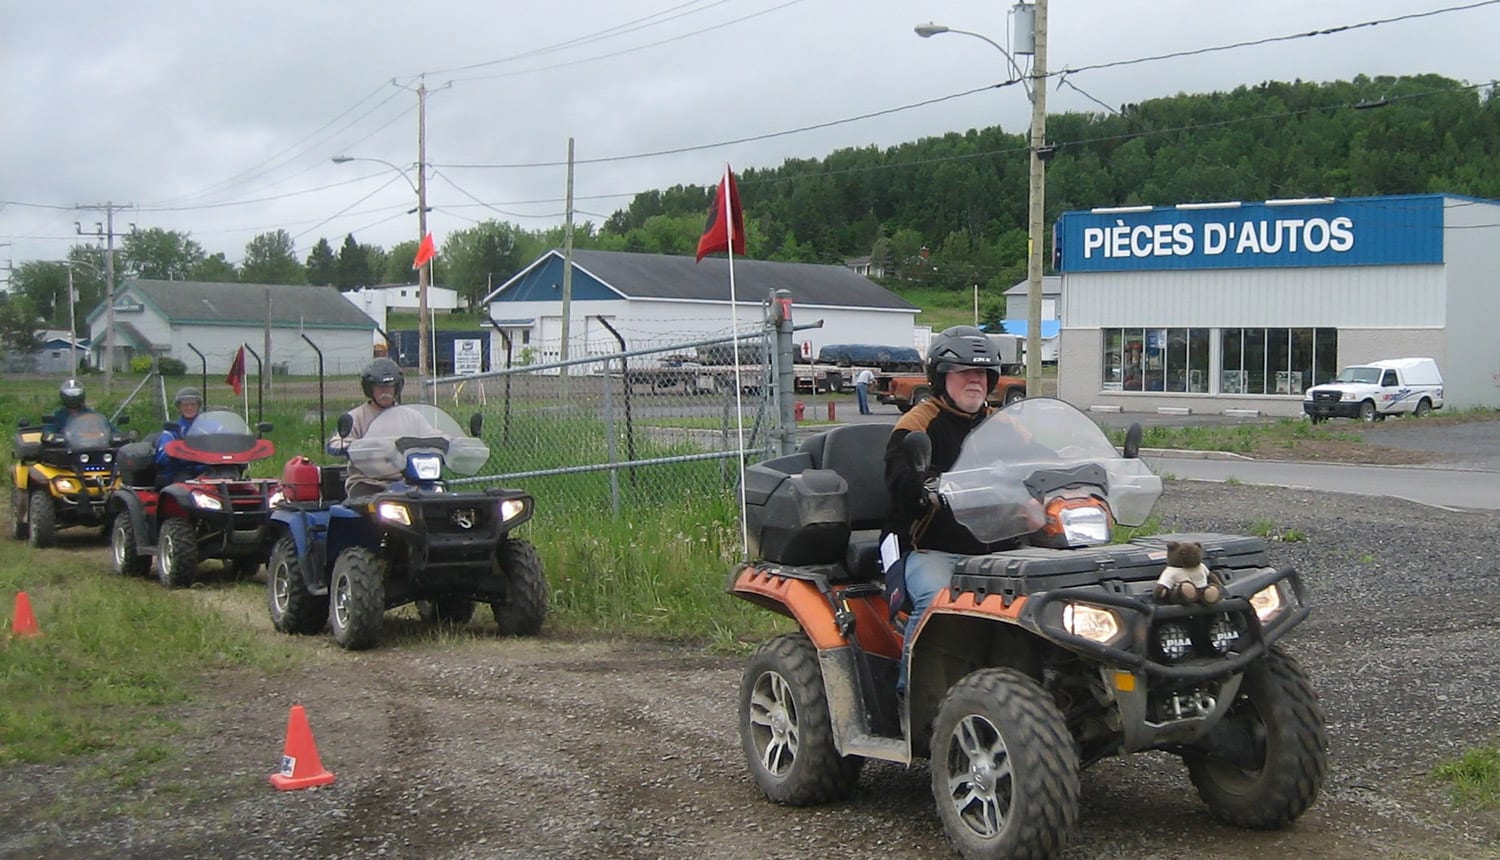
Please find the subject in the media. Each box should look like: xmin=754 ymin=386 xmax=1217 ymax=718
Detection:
xmin=1302 ymin=357 xmax=1444 ymax=423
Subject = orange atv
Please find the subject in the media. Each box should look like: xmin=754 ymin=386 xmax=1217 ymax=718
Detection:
xmin=727 ymin=398 xmax=1326 ymax=859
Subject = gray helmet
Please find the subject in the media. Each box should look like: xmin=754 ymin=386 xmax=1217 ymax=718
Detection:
xmin=173 ymin=387 xmax=203 ymax=408
xmin=926 ymin=325 xmax=1000 ymax=394
xmin=360 ymin=357 xmax=404 ymax=401
xmin=59 ymin=378 xmax=85 ymax=410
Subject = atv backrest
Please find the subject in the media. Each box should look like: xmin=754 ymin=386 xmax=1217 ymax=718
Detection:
xmin=800 ymin=423 xmax=893 ymax=531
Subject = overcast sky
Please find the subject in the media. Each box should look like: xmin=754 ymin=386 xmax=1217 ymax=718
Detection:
xmin=3 ymin=0 xmax=1497 ymax=276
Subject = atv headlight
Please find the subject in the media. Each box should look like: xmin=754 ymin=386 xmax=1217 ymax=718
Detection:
xmin=1250 ymin=583 xmax=1285 ymax=623
xmin=377 ymin=501 xmax=412 ymax=526
xmin=190 ymin=490 xmax=223 ymax=511
xmin=1208 ymin=615 xmax=1242 ymax=654
xmin=499 ymin=498 xmax=527 ymax=522
xmin=1156 ymin=621 xmax=1194 ymax=662
xmin=1058 ymin=505 xmax=1111 ymax=546
xmin=408 ymin=454 xmax=442 ymax=481
xmin=1062 ymin=603 xmax=1121 ymax=644
xmin=53 ymin=477 xmax=81 ymax=494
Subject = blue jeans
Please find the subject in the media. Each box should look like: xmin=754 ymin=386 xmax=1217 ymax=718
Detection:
xmin=855 ymin=383 xmax=870 ymax=414
xmin=897 ymin=549 xmax=959 ymax=693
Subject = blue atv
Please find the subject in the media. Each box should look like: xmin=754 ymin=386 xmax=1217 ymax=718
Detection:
xmin=266 ymin=403 xmax=547 ymax=650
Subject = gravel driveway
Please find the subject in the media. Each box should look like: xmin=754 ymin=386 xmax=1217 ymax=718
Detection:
xmin=3 ymin=477 xmax=1499 ymax=860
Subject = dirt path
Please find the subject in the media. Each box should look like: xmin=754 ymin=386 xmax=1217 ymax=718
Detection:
xmin=3 ymin=482 xmax=1500 ymax=859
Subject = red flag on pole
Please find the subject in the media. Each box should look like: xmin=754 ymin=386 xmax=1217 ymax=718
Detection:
xmin=695 ymin=167 xmax=745 ymax=262
xmin=225 ymin=344 xmax=246 ymax=396
xmin=412 ymin=233 xmax=437 ymax=270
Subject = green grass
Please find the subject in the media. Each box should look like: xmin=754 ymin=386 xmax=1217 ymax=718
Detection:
xmin=1435 ymin=745 xmax=1500 ymax=807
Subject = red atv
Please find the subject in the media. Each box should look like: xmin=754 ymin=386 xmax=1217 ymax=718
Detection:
xmin=108 ymin=410 xmax=278 ymax=587
xmin=729 ymin=398 xmax=1325 ymax=858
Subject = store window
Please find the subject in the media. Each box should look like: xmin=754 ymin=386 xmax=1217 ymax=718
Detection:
xmin=1220 ymin=328 xmax=1337 ymax=395
xmin=1100 ymin=327 xmax=1209 ymax=392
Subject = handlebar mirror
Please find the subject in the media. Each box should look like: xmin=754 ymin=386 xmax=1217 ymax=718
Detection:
xmin=17 ymin=418 xmax=30 ymax=429
xmin=116 ymin=414 xmax=131 ymax=427
xmin=162 ymin=421 xmax=177 ymax=433
xmin=336 ymin=412 xmax=354 ymax=438
xmin=903 ymin=430 xmax=932 ymax=475
xmin=1123 ymin=423 xmax=1143 ymax=459
xmin=257 ymin=421 xmax=274 ymax=436
xmin=469 ymin=413 xmax=484 ymax=437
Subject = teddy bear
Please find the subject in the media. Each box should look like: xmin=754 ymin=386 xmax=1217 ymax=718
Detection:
xmin=1153 ymin=540 xmax=1224 ymax=605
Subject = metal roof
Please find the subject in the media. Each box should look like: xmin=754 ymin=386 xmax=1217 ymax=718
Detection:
xmin=86 ymin=279 xmax=375 ymax=329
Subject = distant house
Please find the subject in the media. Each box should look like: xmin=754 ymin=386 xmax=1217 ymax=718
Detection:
xmin=35 ymin=330 xmax=91 ymax=374
xmin=480 ymin=249 xmax=920 ymax=366
xmin=343 ymin=282 xmax=463 ymax=324
xmin=843 ymin=256 xmax=886 ymax=279
xmin=1003 ymin=275 xmax=1063 ymax=322
xmin=85 ymin=279 xmax=378 ymax=376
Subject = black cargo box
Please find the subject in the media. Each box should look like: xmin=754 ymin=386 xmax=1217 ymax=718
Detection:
xmin=951 ymin=532 xmax=1270 ymax=599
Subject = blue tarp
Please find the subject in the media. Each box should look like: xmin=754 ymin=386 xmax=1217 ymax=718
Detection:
xmin=987 ymin=320 xmax=1060 ymax=338
xmin=815 ymin=343 xmax=922 ymax=366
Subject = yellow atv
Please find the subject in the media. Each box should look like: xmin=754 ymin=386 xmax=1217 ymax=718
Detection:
xmin=11 ymin=412 xmax=132 ymax=548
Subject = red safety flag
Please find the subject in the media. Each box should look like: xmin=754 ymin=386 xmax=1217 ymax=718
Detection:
xmin=412 ymin=233 xmax=437 ymax=270
xmin=695 ymin=166 xmax=745 ymax=262
xmin=225 ymin=344 xmax=246 ymax=396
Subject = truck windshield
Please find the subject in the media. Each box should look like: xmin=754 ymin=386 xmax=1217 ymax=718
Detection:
xmin=1331 ymin=367 xmax=1381 ymax=384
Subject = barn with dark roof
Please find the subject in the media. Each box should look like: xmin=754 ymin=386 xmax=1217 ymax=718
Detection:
xmin=84 ymin=279 xmax=378 ymax=376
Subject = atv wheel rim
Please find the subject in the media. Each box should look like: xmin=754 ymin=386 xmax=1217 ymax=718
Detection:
xmin=112 ymin=523 xmax=128 ymax=569
xmin=160 ymin=532 xmax=176 ymax=576
xmin=272 ymin=563 xmax=290 ymax=613
xmin=333 ymin=574 xmax=351 ymax=629
xmin=748 ymin=670 xmax=798 ymax=776
xmin=945 ymin=714 xmax=1014 ymax=839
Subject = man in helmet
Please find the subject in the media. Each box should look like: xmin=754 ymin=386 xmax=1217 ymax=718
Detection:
xmin=155 ymin=387 xmax=207 ymax=484
xmin=46 ymin=378 xmax=95 ymax=431
xmin=328 ymin=357 xmax=404 ymax=495
xmin=884 ymin=325 xmax=1014 ymax=694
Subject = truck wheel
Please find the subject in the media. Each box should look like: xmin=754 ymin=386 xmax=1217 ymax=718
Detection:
xmin=11 ymin=488 xmax=28 ymax=541
xmin=268 ymin=535 xmax=326 ymax=635
xmin=1184 ymin=645 xmax=1328 ymax=829
xmin=930 ymin=667 xmax=1080 ymax=860
xmin=1002 ymin=388 xmax=1026 ymax=406
xmin=1414 ymin=398 xmax=1432 ymax=418
xmin=739 ymin=632 xmax=864 ymax=805
xmin=491 ymin=538 xmax=548 ymax=636
xmin=1358 ymin=400 xmax=1377 ymax=422
xmin=329 ymin=547 xmax=385 ymax=650
xmin=910 ymin=386 xmax=933 ymax=409
xmin=110 ymin=512 xmax=150 ymax=577
xmin=1308 ymin=414 xmax=1326 ymax=425
xmin=156 ymin=517 xmax=198 ymax=588
xmin=417 ymin=598 xmax=476 ymax=625
xmin=27 ymin=490 xmax=56 ymax=549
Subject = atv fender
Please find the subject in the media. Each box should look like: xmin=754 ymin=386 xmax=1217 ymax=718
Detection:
xmin=268 ymin=507 xmax=335 ymax=591
xmin=110 ymin=490 xmax=157 ymax=549
xmin=323 ymin=504 xmax=377 ymax=576
xmin=730 ymin=564 xmax=855 ymax=651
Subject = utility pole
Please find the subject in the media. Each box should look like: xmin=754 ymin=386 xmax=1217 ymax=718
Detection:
xmin=77 ymin=202 xmax=131 ymax=394
xmin=416 ymin=78 xmax=430 ymax=392
xmin=1023 ymin=0 xmax=1049 ymax=395
xmin=560 ymin=137 xmax=575 ymax=395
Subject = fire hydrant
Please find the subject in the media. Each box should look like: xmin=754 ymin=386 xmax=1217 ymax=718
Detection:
xmin=794 ymin=401 xmax=805 ymax=422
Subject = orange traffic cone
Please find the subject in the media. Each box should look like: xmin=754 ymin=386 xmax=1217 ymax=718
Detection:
xmin=10 ymin=592 xmax=41 ymax=638
xmin=269 ymin=705 xmax=335 ymax=790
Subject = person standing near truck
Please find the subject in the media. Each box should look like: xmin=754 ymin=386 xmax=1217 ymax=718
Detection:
xmin=854 ymin=367 xmax=875 ymax=415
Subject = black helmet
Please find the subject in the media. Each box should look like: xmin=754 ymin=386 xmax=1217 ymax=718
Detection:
xmin=360 ymin=357 xmax=404 ymax=401
xmin=59 ymin=378 xmax=86 ymax=410
xmin=173 ymin=386 xmax=203 ymax=408
xmin=926 ymin=325 xmax=1000 ymax=394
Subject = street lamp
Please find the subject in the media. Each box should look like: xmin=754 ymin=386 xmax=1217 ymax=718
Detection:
xmin=917 ymin=1 xmax=1048 ymax=396
xmin=57 ymin=258 xmax=103 ymax=375
xmin=332 ymin=154 xmax=432 ymax=388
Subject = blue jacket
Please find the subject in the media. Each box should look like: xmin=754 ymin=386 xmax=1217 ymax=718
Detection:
xmin=45 ymin=406 xmax=98 ymax=433
xmin=155 ymin=415 xmax=206 ymax=480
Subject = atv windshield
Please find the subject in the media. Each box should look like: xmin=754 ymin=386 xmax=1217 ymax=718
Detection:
xmin=940 ymin=397 xmax=1163 ymax=543
xmin=345 ymin=404 xmax=490 ymax=479
xmin=175 ymin=410 xmax=270 ymax=459
xmin=59 ymin=412 xmax=116 ymax=451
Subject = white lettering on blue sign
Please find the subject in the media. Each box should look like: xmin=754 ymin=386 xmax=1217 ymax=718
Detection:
xmin=1082 ymin=216 xmax=1353 ymax=261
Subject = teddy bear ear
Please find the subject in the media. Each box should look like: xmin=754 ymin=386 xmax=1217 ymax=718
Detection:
xmin=1166 ymin=540 xmax=1180 ymax=551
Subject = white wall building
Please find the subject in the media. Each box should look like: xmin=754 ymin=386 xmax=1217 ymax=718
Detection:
xmin=1052 ymin=193 xmax=1500 ymax=416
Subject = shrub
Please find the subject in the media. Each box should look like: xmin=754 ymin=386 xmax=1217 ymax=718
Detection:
xmin=129 ymin=356 xmax=153 ymax=374
xmin=158 ymin=357 xmax=187 ymax=376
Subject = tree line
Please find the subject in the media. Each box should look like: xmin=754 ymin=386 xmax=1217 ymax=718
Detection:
xmin=4 ymin=73 xmax=1497 ymax=352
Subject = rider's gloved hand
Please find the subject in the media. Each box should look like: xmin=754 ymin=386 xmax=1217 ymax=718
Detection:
xmin=918 ymin=468 xmax=943 ymax=509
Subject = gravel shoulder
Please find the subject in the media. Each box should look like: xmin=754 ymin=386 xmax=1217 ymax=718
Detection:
xmin=3 ymin=479 xmax=1500 ymax=859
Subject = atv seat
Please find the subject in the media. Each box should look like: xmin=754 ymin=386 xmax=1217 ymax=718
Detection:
xmin=798 ymin=422 xmax=894 ymax=582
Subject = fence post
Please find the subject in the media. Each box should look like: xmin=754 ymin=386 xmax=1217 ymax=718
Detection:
xmin=772 ymin=289 xmax=797 ymax=456
xmin=602 ymin=356 xmax=620 ymax=516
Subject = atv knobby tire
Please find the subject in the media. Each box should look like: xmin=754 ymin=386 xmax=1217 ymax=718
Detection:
xmin=11 ymin=488 xmax=28 ymax=541
xmin=490 ymin=538 xmax=547 ymax=636
xmin=156 ymin=517 xmax=198 ymax=588
xmin=739 ymin=632 xmax=864 ymax=806
xmin=110 ymin=512 xmax=150 ymax=577
xmin=417 ymin=598 xmax=476 ymax=625
xmin=268 ymin=535 xmax=327 ymax=635
xmin=27 ymin=490 xmax=56 ymax=548
xmin=329 ymin=546 xmax=385 ymax=650
xmin=1184 ymin=645 xmax=1328 ymax=829
xmin=929 ymin=667 xmax=1080 ymax=860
